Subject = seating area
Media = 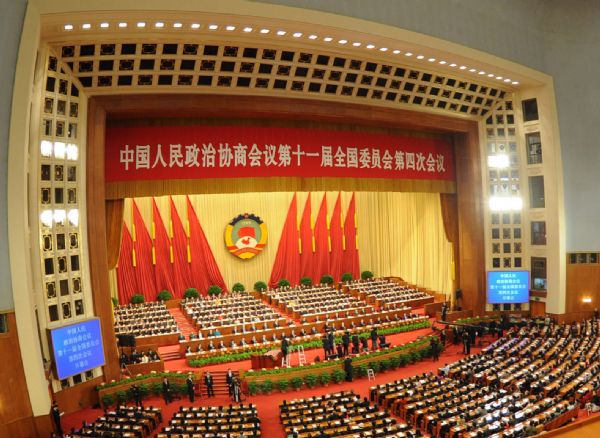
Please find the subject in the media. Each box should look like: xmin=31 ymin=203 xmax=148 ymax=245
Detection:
xmin=114 ymin=302 xmax=180 ymax=338
xmin=368 ymin=319 xmax=600 ymax=437
xmin=345 ymin=278 xmax=434 ymax=310
xmin=279 ymin=390 xmax=417 ymax=437
xmin=156 ymin=404 xmax=261 ymax=437
xmin=181 ymin=291 xmax=287 ymax=338
xmin=70 ymin=405 xmax=162 ymax=438
xmin=266 ymin=285 xmax=373 ymax=321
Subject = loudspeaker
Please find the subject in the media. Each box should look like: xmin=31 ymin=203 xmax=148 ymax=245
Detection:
xmin=455 ymin=288 xmax=463 ymax=300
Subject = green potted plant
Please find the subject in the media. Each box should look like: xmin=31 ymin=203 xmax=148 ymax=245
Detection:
xmin=398 ymin=354 xmax=409 ymax=367
xmin=320 ymin=274 xmax=334 ymax=285
xmin=151 ymin=381 xmax=163 ymax=396
xmin=332 ymin=368 xmax=346 ymax=384
xmin=254 ymin=281 xmax=268 ymax=292
xmin=130 ymin=294 xmax=145 ymax=305
xmin=207 ymin=285 xmax=222 ymax=297
xmin=278 ymin=279 xmax=291 ymax=288
xmin=354 ymin=364 xmax=368 ymax=379
xmin=277 ymin=379 xmax=290 ymax=392
xmin=389 ymin=356 xmax=401 ymax=370
xmin=111 ymin=297 xmax=119 ymax=307
xmin=248 ymin=381 xmax=260 ymax=396
xmin=115 ymin=390 xmax=128 ymax=404
xmin=261 ymin=379 xmax=274 ymax=394
xmin=139 ymin=383 xmax=150 ymax=399
xmin=304 ymin=373 xmax=318 ymax=388
xmin=341 ymin=272 xmax=353 ymax=283
xmin=184 ymin=288 xmax=199 ymax=299
xmin=101 ymin=393 xmax=115 ymax=407
xmin=319 ymin=372 xmax=331 ymax=386
xmin=379 ymin=359 xmax=391 ymax=372
xmin=300 ymin=277 xmax=312 ymax=287
xmin=368 ymin=361 xmax=381 ymax=373
xmin=291 ymin=376 xmax=303 ymax=390
xmin=232 ymin=282 xmax=245 ymax=293
xmin=361 ymin=270 xmax=374 ymax=280
xmin=157 ymin=290 xmax=173 ymax=301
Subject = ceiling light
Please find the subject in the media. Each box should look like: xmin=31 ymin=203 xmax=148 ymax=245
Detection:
xmin=512 ymin=81 xmax=519 ymax=85
xmin=416 ymin=55 xmax=425 ymax=60
xmin=155 ymin=22 xmax=164 ymax=28
xmin=583 ymin=297 xmax=592 ymax=303
xmin=428 ymin=57 xmax=436 ymax=62
xmin=260 ymin=28 xmax=270 ymax=34
xmin=137 ymin=22 xmax=146 ymax=28
xmin=404 ymin=52 xmax=413 ymax=56
xmin=191 ymin=23 xmax=200 ymax=29
xmin=339 ymin=39 xmax=348 ymax=44
xmin=469 ymin=68 xmax=477 ymax=72
xmin=504 ymin=78 xmax=511 ymax=83
xmin=308 ymin=34 xmax=318 ymax=40
xmin=225 ymin=25 xmax=236 ymax=31
xmin=439 ymin=60 xmax=447 ymax=65
xmin=292 ymin=32 xmax=302 ymax=37
xmin=118 ymin=22 xmax=127 ymax=28
xmin=173 ymin=22 xmax=182 ymax=28
xmin=478 ymin=71 xmax=486 ymax=75
xmin=392 ymin=49 xmax=401 ymax=54
xmin=449 ymin=63 xmax=457 ymax=67
xmin=208 ymin=24 xmax=218 ymax=30
xmin=100 ymin=22 xmax=109 ymax=28
xmin=379 ymin=47 xmax=388 ymax=52
xmin=276 ymin=30 xmax=286 ymax=36
xmin=489 ymin=196 xmax=523 ymax=212
xmin=352 ymin=42 xmax=361 ymax=47
xmin=53 ymin=210 xmax=66 ymax=224
xmin=496 ymin=76 xmax=503 ymax=80
xmin=487 ymin=73 xmax=494 ymax=77
xmin=67 ymin=209 xmax=79 ymax=227
xmin=488 ymin=154 xmax=510 ymax=169
xmin=459 ymin=65 xmax=467 ymax=70
xmin=323 ymin=37 xmax=333 ymax=42
xmin=82 ymin=23 xmax=91 ymax=30
xmin=40 ymin=210 xmax=53 ymax=227
xmin=64 ymin=24 xmax=73 ymax=31
xmin=66 ymin=144 xmax=78 ymax=161
xmin=40 ymin=140 xmax=53 ymax=157
xmin=54 ymin=142 xmax=66 ymax=159
xmin=366 ymin=44 xmax=375 ymax=49
xmin=243 ymin=27 xmax=253 ymax=32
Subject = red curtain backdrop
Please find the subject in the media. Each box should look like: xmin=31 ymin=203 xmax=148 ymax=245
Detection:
xmin=170 ymin=197 xmax=193 ymax=298
xmin=342 ymin=193 xmax=360 ymax=280
xmin=152 ymin=199 xmax=175 ymax=297
xmin=312 ymin=194 xmax=330 ymax=283
xmin=299 ymin=193 xmax=314 ymax=280
xmin=268 ymin=194 xmax=301 ymax=288
xmin=132 ymin=200 xmax=157 ymax=300
xmin=186 ymin=196 xmax=227 ymax=294
xmin=329 ymin=193 xmax=344 ymax=283
xmin=116 ymin=223 xmax=138 ymax=304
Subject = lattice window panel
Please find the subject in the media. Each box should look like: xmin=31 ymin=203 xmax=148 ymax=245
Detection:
xmin=53 ymin=40 xmax=507 ymax=119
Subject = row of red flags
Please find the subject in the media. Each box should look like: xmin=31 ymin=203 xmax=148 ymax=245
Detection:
xmin=116 ymin=193 xmax=360 ymax=303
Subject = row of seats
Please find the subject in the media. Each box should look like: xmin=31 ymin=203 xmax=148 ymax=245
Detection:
xmin=70 ymin=405 xmax=162 ymax=438
xmin=114 ymin=302 xmax=179 ymax=338
xmin=346 ymin=278 xmax=432 ymax=310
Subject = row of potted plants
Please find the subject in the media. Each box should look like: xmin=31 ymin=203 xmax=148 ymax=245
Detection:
xmin=187 ymin=319 xmax=431 ymax=368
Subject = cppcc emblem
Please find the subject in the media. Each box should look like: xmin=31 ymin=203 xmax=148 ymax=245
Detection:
xmin=224 ymin=213 xmax=267 ymax=259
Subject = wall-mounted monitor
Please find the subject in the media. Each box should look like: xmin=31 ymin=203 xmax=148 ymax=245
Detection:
xmin=487 ymin=270 xmax=530 ymax=304
xmin=49 ymin=318 xmax=105 ymax=380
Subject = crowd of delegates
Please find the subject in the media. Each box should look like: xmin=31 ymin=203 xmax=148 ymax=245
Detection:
xmin=280 ymin=390 xmax=418 ymax=437
xmin=119 ymin=349 xmax=160 ymax=367
xmin=181 ymin=291 xmax=285 ymax=338
xmin=346 ymin=278 xmax=433 ymax=310
xmin=114 ymin=302 xmax=179 ymax=338
xmin=319 ymin=324 xmax=391 ymax=360
xmin=66 ymin=405 xmax=162 ymax=438
xmin=157 ymin=404 xmax=261 ymax=437
xmin=369 ymin=318 xmax=600 ymax=437
xmin=266 ymin=285 xmax=373 ymax=319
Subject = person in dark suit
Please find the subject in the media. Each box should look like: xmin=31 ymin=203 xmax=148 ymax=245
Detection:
xmin=226 ymin=368 xmax=235 ymax=396
xmin=204 ymin=371 xmax=215 ymax=397
xmin=322 ymin=335 xmax=329 ymax=358
xmin=327 ymin=331 xmax=335 ymax=356
xmin=351 ymin=334 xmax=360 ymax=354
xmin=131 ymin=384 xmax=142 ymax=407
xmin=441 ymin=302 xmax=448 ymax=321
xmin=162 ymin=377 xmax=172 ymax=404
xmin=186 ymin=374 xmax=195 ymax=402
xmin=370 ymin=326 xmax=378 ymax=350
xmin=281 ymin=336 xmax=290 ymax=363
xmin=342 ymin=331 xmax=350 ymax=356
xmin=462 ymin=330 xmax=471 ymax=355
xmin=51 ymin=401 xmax=63 ymax=437
xmin=344 ymin=357 xmax=353 ymax=382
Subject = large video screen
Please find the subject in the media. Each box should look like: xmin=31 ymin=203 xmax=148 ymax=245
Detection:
xmin=49 ymin=318 xmax=105 ymax=380
xmin=487 ymin=271 xmax=530 ymax=304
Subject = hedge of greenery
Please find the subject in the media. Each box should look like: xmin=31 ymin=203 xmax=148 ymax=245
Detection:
xmin=188 ymin=319 xmax=430 ymax=368
xmin=455 ymin=316 xmax=500 ymax=325
xmin=96 ymin=371 xmax=186 ymax=391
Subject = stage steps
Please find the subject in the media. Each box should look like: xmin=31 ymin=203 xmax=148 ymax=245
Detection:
xmin=200 ymin=370 xmax=241 ymax=396
xmin=169 ymin=307 xmax=197 ymax=339
xmin=158 ymin=344 xmax=182 ymax=361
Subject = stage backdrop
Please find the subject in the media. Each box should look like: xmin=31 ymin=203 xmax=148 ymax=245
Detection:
xmin=113 ymin=191 xmax=453 ymax=299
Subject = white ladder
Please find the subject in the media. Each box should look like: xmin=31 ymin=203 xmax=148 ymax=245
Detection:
xmin=367 ymin=368 xmax=376 ymax=381
xmin=297 ymin=345 xmax=307 ymax=366
xmin=281 ymin=354 xmax=290 ymax=368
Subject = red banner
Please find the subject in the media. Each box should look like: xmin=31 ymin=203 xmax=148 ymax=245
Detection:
xmin=106 ymin=125 xmax=454 ymax=182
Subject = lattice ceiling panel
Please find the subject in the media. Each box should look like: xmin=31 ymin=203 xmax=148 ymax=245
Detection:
xmin=52 ymin=40 xmax=508 ymax=119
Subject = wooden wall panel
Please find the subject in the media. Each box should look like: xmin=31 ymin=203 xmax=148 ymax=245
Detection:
xmin=529 ymin=300 xmax=546 ymax=317
xmin=0 ymin=313 xmax=52 ymax=437
xmin=54 ymin=376 xmax=102 ymax=414
xmin=566 ymin=263 xmax=600 ymax=314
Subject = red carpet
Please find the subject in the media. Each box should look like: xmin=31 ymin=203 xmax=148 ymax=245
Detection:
xmin=168 ymin=307 xmax=196 ymax=337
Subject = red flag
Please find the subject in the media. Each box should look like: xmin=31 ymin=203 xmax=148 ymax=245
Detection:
xmin=268 ymin=194 xmax=301 ymax=288
xmin=170 ymin=198 xmax=193 ymax=298
xmin=312 ymin=194 xmax=330 ymax=282
xmin=342 ymin=193 xmax=360 ymax=280
xmin=299 ymin=193 xmax=314 ymax=280
xmin=132 ymin=200 xmax=157 ymax=300
xmin=329 ymin=193 xmax=344 ymax=282
xmin=116 ymin=223 xmax=138 ymax=304
xmin=152 ymin=199 xmax=175 ymax=297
